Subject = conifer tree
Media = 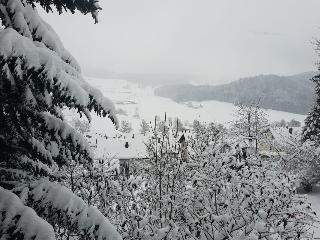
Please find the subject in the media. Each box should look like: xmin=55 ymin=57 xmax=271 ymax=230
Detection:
xmin=0 ymin=0 xmax=121 ymax=239
xmin=303 ymin=70 xmax=320 ymax=144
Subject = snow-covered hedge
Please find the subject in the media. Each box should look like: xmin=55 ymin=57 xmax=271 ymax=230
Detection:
xmin=93 ymin=121 xmax=316 ymax=239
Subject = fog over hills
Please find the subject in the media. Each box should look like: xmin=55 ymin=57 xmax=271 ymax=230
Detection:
xmin=155 ymin=72 xmax=317 ymax=115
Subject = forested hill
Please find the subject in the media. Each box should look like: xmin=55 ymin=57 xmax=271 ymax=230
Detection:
xmin=154 ymin=72 xmax=317 ymax=115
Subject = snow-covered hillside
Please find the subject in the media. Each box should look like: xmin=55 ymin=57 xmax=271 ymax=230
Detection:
xmin=81 ymin=77 xmax=306 ymax=135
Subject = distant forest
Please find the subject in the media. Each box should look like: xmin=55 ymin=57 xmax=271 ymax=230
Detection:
xmin=155 ymin=72 xmax=316 ymax=114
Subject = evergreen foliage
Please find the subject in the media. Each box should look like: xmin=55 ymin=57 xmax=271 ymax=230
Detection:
xmin=303 ymin=70 xmax=320 ymax=144
xmin=0 ymin=0 xmax=121 ymax=238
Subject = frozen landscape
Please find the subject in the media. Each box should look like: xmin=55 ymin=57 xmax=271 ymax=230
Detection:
xmin=2 ymin=0 xmax=320 ymax=239
xmin=67 ymin=77 xmax=320 ymax=239
xmin=83 ymin=77 xmax=307 ymax=135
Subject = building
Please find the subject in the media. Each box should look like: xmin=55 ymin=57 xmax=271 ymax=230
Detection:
xmin=260 ymin=126 xmax=302 ymax=153
xmin=178 ymin=134 xmax=189 ymax=162
xmin=87 ymin=132 xmax=149 ymax=178
xmin=117 ymin=141 xmax=148 ymax=178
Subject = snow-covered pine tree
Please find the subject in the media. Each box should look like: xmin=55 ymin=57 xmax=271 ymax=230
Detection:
xmin=303 ymin=71 xmax=320 ymax=144
xmin=0 ymin=0 xmax=121 ymax=239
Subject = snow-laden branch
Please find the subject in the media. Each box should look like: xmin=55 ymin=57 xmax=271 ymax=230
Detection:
xmin=0 ymin=0 xmax=117 ymax=124
xmin=0 ymin=187 xmax=56 ymax=240
xmin=25 ymin=180 xmax=122 ymax=240
xmin=1 ymin=0 xmax=80 ymax=69
xmin=41 ymin=112 xmax=90 ymax=152
xmin=0 ymin=27 xmax=117 ymax=123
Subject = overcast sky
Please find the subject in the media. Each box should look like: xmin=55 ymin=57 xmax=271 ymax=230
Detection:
xmin=40 ymin=0 xmax=320 ymax=83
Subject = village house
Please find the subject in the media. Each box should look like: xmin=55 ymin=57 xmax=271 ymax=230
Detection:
xmin=85 ymin=132 xmax=148 ymax=178
xmin=117 ymin=141 xmax=148 ymax=178
xmin=259 ymin=126 xmax=302 ymax=153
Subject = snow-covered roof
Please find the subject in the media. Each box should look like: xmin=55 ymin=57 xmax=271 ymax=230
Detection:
xmin=112 ymin=140 xmax=148 ymax=159
xmin=222 ymin=134 xmax=255 ymax=149
xmin=176 ymin=130 xmax=192 ymax=142
xmin=89 ymin=133 xmax=148 ymax=160
xmin=269 ymin=127 xmax=302 ymax=145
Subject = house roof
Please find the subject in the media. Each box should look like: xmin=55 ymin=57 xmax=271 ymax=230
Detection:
xmin=178 ymin=134 xmax=186 ymax=143
xmin=269 ymin=127 xmax=302 ymax=146
xmin=89 ymin=133 xmax=148 ymax=160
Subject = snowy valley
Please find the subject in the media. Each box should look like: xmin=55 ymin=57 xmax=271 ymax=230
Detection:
xmin=81 ymin=77 xmax=307 ymax=135
xmin=65 ymin=77 xmax=320 ymax=239
xmin=2 ymin=0 xmax=320 ymax=239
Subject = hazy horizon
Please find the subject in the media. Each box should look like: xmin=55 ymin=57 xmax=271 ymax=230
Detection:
xmin=40 ymin=0 xmax=320 ymax=84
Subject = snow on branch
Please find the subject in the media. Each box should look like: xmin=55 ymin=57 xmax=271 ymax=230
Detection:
xmin=28 ymin=180 xmax=122 ymax=240
xmin=0 ymin=187 xmax=56 ymax=240
xmin=0 ymin=27 xmax=117 ymax=124
xmin=30 ymin=0 xmax=101 ymax=23
xmin=1 ymin=0 xmax=80 ymax=69
xmin=42 ymin=112 xmax=90 ymax=151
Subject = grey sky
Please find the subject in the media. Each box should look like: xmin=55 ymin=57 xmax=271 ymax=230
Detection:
xmin=40 ymin=0 xmax=320 ymax=83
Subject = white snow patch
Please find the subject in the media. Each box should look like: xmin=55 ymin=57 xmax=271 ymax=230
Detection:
xmin=0 ymin=187 xmax=55 ymax=240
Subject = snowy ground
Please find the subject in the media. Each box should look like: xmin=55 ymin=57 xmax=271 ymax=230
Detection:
xmin=64 ymin=76 xmax=307 ymax=159
xmin=83 ymin=77 xmax=306 ymax=135
xmin=84 ymin=131 xmax=149 ymax=160
xmin=307 ymin=186 xmax=320 ymax=239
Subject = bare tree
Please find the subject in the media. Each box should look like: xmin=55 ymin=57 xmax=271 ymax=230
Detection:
xmin=140 ymin=119 xmax=150 ymax=135
xmin=120 ymin=120 xmax=133 ymax=133
xmin=232 ymin=102 xmax=269 ymax=153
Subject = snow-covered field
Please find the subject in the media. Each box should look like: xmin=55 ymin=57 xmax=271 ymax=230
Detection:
xmin=82 ymin=77 xmax=306 ymax=135
xmin=63 ymin=76 xmax=308 ymax=162
xmin=307 ymin=187 xmax=320 ymax=239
